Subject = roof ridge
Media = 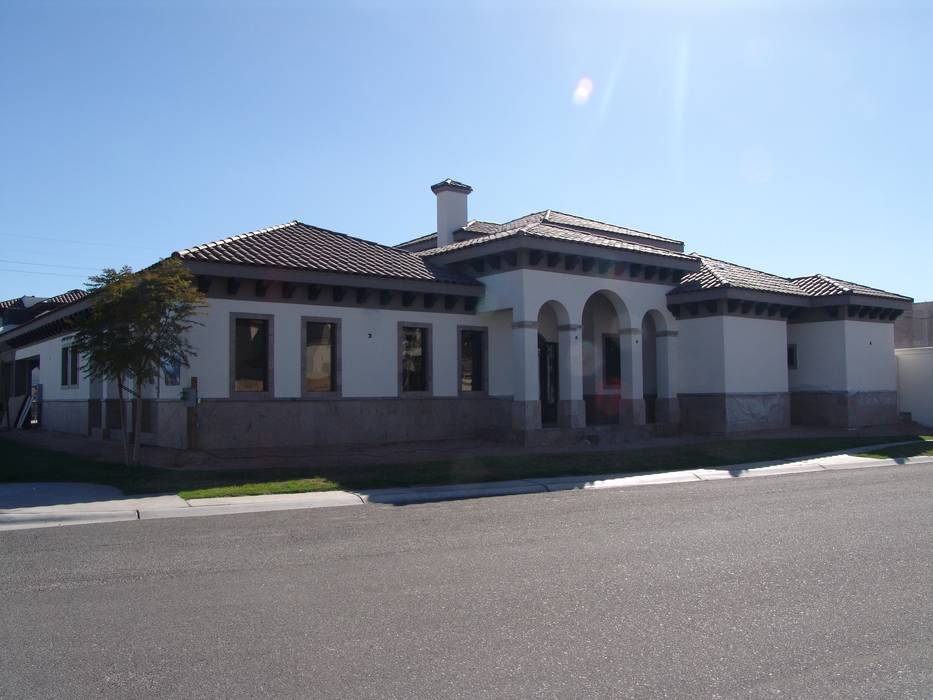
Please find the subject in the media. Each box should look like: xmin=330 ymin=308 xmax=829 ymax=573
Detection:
xmin=175 ymin=220 xmax=298 ymax=256
xmin=548 ymin=209 xmax=681 ymax=243
xmin=694 ymin=253 xmax=791 ymax=282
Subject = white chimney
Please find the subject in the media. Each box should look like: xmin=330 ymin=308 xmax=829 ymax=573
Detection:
xmin=431 ymin=178 xmax=472 ymax=248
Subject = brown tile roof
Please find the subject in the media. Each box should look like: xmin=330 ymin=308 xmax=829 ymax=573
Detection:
xmin=791 ymin=274 xmax=912 ymax=301
xmin=395 ymin=221 xmax=499 ymax=249
xmin=671 ymin=257 xmax=911 ymax=302
xmin=671 ymin=256 xmax=805 ymax=297
xmin=174 ymin=221 xmax=478 ymax=286
xmin=398 ymin=210 xmax=682 ymax=251
xmin=39 ymin=289 xmax=88 ymax=307
xmin=417 ymin=221 xmax=694 ymax=260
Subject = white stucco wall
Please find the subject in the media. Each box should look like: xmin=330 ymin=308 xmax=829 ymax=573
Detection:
xmin=896 ymin=347 xmax=933 ymax=427
xmin=787 ymin=321 xmax=847 ymax=391
xmin=721 ymin=316 xmax=789 ymax=394
xmin=184 ymin=297 xmax=513 ymax=400
xmin=481 ymin=267 xmax=676 ymax=330
xmin=787 ymin=319 xmax=895 ymax=393
xmin=677 ymin=317 xmax=725 ymax=394
xmin=843 ymin=320 xmax=896 ymax=392
xmin=14 ymin=334 xmax=90 ymax=400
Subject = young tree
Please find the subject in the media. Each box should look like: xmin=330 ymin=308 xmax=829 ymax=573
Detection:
xmin=71 ymin=258 xmax=204 ymax=464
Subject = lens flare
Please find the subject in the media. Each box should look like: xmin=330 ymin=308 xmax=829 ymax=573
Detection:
xmin=572 ymin=77 xmax=593 ymax=105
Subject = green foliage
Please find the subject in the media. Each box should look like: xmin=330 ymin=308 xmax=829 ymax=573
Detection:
xmin=71 ymin=258 xmax=205 ymax=386
xmin=69 ymin=258 xmax=204 ymax=463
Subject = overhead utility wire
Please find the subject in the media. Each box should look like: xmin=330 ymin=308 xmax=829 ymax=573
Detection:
xmin=0 ymin=258 xmax=100 ymax=271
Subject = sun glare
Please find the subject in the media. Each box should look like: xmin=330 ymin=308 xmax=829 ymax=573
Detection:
xmin=573 ymin=76 xmax=593 ymax=105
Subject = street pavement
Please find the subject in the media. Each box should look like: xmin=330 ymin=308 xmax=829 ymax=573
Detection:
xmin=1 ymin=463 xmax=930 ymax=699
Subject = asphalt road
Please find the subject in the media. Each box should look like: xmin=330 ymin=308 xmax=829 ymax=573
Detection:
xmin=1 ymin=464 xmax=931 ymax=699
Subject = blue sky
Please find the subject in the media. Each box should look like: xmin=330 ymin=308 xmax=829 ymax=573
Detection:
xmin=1 ymin=0 xmax=931 ymax=301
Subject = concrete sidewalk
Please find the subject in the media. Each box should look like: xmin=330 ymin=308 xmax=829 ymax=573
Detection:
xmin=2 ymin=447 xmax=931 ymax=531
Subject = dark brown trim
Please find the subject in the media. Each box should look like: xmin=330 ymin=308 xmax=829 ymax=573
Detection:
xmin=182 ymin=260 xmax=482 ymax=297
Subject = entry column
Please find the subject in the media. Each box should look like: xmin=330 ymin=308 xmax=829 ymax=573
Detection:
xmin=511 ymin=320 xmax=541 ymax=432
xmin=655 ymin=330 xmax=680 ymax=424
xmin=558 ymin=323 xmax=585 ymax=429
xmin=620 ymin=327 xmax=646 ymax=426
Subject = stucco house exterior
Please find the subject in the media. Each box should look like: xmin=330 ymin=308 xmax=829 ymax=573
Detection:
xmin=0 ymin=179 xmax=913 ymax=449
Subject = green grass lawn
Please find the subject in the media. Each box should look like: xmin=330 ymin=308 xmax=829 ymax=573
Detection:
xmin=858 ymin=436 xmax=933 ymax=460
xmin=0 ymin=433 xmax=926 ymax=499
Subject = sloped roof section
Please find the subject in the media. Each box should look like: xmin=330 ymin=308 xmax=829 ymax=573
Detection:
xmin=671 ymin=256 xmax=805 ymax=297
xmin=417 ymin=221 xmax=694 ymax=260
xmin=671 ymin=257 xmax=911 ymax=303
xmin=174 ymin=221 xmax=478 ymax=286
xmin=397 ymin=210 xmax=683 ymax=252
xmin=39 ymin=289 xmax=87 ymax=307
xmin=792 ymin=274 xmax=912 ymax=301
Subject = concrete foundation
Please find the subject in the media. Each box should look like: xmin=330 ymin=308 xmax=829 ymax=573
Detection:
xmin=558 ymin=399 xmax=586 ymax=429
xmin=38 ymin=400 xmax=90 ymax=436
xmin=679 ymin=393 xmax=790 ymax=434
xmin=511 ymin=400 xmax=541 ymax=432
xmin=196 ymin=397 xmax=513 ymax=450
xmin=654 ymin=397 xmax=681 ymax=425
xmin=790 ymin=390 xmax=899 ymax=428
xmin=619 ymin=398 xmax=646 ymax=427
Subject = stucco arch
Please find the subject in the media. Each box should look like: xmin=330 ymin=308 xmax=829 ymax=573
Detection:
xmin=640 ymin=308 xmax=677 ymax=423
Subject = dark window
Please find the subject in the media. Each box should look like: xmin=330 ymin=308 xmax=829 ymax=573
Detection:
xmin=234 ymin=318 xmax=270 ymax=392
xmin=61 ymin=346 xmax=78 ymax=386
xmin=603 ymin=334 xmax=621 ymax=387
xmin=460 ymin=329 xmax=486 ymax=393
xmin=305 ymin=322 xmax=336 ymax=393
xmin=401 ymin=326 xmax=428 ymax=392
xmin=787 ymin=344 xmax=798 ymax=370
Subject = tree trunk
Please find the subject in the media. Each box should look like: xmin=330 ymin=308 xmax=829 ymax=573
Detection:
xmin=132 ymin=378 xmax=143 ymax=465
xmin=116 ymin=372 xmax=130 ymax=466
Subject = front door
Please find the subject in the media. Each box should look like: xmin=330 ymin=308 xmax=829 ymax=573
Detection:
xmin=538 ymin=335 xmax=559 ymax=425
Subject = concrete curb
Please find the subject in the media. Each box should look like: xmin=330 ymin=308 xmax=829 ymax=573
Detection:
xmin=0 ymin=510 xmax=139 ymax=530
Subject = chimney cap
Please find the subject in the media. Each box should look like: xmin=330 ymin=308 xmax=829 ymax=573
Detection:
xmin=431 ymin=178 xmax=473 ymax=195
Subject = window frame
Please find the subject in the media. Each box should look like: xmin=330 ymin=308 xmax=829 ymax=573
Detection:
xmin=301 ymin=316 xmax=342 ymax=398
xmin=397 ymin=322 xmax=433 ymax=397
xmin=229 ymin=313 xmax=275 ymax=398
xmin=61 ymin=345 xmax=79 ymax=388
xmin=787 ymin=343 xmax=798 ymax=370
xmin=457 ymin=325 xmax=488 ymax=396
xmin=602 ymin=332 xmax=622 ymax=390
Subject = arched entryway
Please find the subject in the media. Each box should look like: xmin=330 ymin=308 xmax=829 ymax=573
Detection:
xmin=536 ymin=301 xmax=565 ymax=425
xmin=641 ymin=310 xmax=672 ymax=424
xmin=582 ymin=291 xmax=631 ymax=426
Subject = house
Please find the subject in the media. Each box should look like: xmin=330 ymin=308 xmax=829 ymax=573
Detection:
xmin=0 ymin=180 xmax=913 ymax=448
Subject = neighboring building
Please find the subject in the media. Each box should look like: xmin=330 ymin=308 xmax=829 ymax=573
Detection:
xmin=896 ymin=347 xmax=933 ymax=427
xmin=0 ymin=180 xmax=913 ymax=448
xmin=894 ymin=302 xmax=933 ymax=428
xmin=894 ymin=301 xmax=933 ymax=348
xmin=0 ymin=290 xmax=87 ymax=427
